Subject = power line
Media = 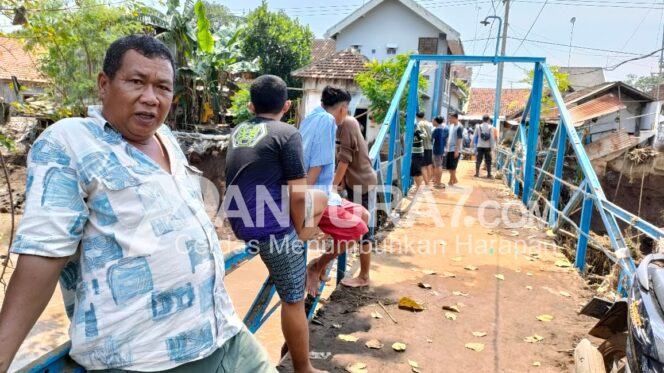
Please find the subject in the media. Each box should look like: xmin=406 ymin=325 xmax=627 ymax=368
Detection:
xmin=512 ymin=0 xmax=548 ymax=54
xmin=513 ymin=0 xmax=664 ymax=9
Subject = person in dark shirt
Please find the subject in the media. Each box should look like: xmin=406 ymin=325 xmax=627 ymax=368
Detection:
xmin=411 ymin=127 xmax=425 ymax=188
xmin=225 ymin=75 xmax=328 ymax=373
xmin=431 ymin=116 xmax=449 ymax=188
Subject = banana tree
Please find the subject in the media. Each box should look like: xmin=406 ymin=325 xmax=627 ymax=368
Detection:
xmin=172 ymin=1 xmax=258 ymax=126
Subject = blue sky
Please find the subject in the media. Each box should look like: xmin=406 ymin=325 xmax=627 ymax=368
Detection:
xmin=218 ymin=0 xmax=664 ymax=88
xmin=2 ymin=0 xmax=662 ymax=88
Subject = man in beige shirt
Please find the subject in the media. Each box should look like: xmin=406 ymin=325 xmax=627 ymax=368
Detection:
xmin=333 ymin=116 xmax=378 ymax=287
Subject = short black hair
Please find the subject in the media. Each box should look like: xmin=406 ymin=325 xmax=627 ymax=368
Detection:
xmin=482 ymin=114 xmax=491 ymax=122
xmin=434 ymin=116 xmax=445 ymax=124
xmin=103 ymin=35 xmax=175 ymax=80
xmin=416 ymin=112 xmax=425 ymax=118
xmin=321 ymin=86 xmax=351 ymax=108
xmin=450 ymin=112 xmax=459 ymax=118
xmin=250 ymin=75 xmax=288 ymax=114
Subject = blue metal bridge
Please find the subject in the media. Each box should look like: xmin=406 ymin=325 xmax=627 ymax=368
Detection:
xmin=21 ymin=54 xmax=664 ymax=372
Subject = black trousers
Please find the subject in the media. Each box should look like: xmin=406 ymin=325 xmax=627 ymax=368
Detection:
xmin=476 ymin=147 xmax=492 ymax=176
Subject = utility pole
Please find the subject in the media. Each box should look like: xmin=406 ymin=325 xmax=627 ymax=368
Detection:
xmin=494 ymin=0 xmax=510 ymax=137
xmin=655 ymin=24 xmax=664 ymax=138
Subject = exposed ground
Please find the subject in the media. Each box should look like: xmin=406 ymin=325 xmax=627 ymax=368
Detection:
xmin=2 ymin=160 xmax=600 ymax=372
xmin=279 ymin=161 xmax=598 ymax=373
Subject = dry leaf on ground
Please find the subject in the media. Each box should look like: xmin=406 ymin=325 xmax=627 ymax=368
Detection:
xmin=427 ymin=338 xmax=433 ymax=343
xmin=371 ymin=311 xmax=383 ymax=319
xmin=526 ymin=286 xmax=533 ymax=290
xmin=442 ymin=305 xmax=461 ymax=313
xmin=409 ymin=360 xmax=419 ymax=368
xmin=524 ymin=334 xmax=544 ymax=343
xmin=559 ymin=291 xmax=571 ymax=297
xmin=526 ymin=272 xmax=534 ymax=276
xmin=545 ymin=229 xmax=556 ymax=237
xmin=418 ymin=282 xmax=432 ymax=289
xmin=510 ymin=230 xmax=519 ymax=236
xmin=365 ymin=339 xmax=384 ymax=349
xmin=536 ymin=314 xmax=554 ymax=322
xmin=445 ymin=312 xmax=457 ymax=320
xmin=451 ymin=256 xmax=463 ymax=262
xmin=464 ymin=265 xmax=479 ymax=271
xmin=495 ymin=274 xmax=505 ymax=280
xmin=332 ymin=323 xmax=342 ymax=329
xmin=338 ymin=334 xmax=359 ymax=342
xmin=533 ymin=361 xmax=541 ymax=367
xmin=346 ymin=362 xmax=368 ymax=373
xmin=442 ymin=272 xmax=457 ymax=278
xmin=398 ymin=297 xmax=424 ymax=312
xmin=452 ymin=291 xmax=469 ymax=297
xmin=555 ymin=260 xmax=572 ymax=268
xmin=422 ymin=269 xmax=437 ymax=275
xmin=465 ymin=342 xmax=485 ymax=352
xmin=472 ymin=331 xmax=487 ymax=337
xmin=392 ymin=342 xmax=407 ymax=351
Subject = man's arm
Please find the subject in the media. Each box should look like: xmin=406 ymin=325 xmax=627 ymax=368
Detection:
xmin=333 ymin=161 xmax=349 ymax=188
xmin=0 ymin=255 xmax=68 ymax=371
xmin=306 ymin=167 xmax=321 ymax=186
xmin=287 ymin=178 xmax=307 ymax=236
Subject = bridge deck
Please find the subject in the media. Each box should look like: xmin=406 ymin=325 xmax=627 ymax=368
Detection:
xmin=281 ymin=161 xmax=597 ymax=372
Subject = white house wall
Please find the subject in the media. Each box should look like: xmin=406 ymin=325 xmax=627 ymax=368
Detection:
xmin=333 ymin=0 xmax=448 ymax=61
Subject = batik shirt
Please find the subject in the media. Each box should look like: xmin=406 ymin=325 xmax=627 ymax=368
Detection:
xmin=11 ymin=109 xmax=243 ymax=371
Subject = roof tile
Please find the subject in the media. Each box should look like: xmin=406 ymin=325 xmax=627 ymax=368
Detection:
xmin=466 ymin=88 xmax=530 ymax=117
xmin=292 ymin=49 xmax=369 ymax=80
xmin=0 ymin=36 xmax=45 ymax=83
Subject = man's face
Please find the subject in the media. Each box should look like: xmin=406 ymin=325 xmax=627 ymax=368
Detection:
xmin=333 ymin=102 xmax=349 ymax=125
xmin=449 ymin=116 xmax=458 ymax=125
xmin=98 ymin=50 xmax=174 ymax=142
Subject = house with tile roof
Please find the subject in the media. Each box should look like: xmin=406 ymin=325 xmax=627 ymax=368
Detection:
xmin=321 ymin=0 xmax=464 ymax=119
xmin=292 ymin=48 xmax=377 ymax=140
xmin=0 ymin=36 xmax=46 ymax=105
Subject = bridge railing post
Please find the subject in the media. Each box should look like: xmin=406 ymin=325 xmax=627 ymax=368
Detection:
xmin=401 ymin=60 xmax=420 ymax=195
xmin=548 ymin=124 xmax=567 ymax=227
xmin=575 ymin=184 xmax=594 ymax=271
xmin=522 ymin=62 xmax=543 ymax=205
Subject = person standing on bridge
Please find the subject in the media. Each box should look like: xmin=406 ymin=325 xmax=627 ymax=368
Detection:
xmin=333 ymin=115 xmax=378 ymax=289
xmin=0 ymin=35 xmax=276 ymax=373
xmin=225 ymin=75 xmax=329 ymax=373
xmin=473 ymin=114 xmax=496 ymax=178
xmin=299 ymin=86 xmax=369 ymax=298
xmin=431 ymin=116 xmax=449 ymax=188
xmin=416 ymin=112 xmax=434 ymax=185
xmin=446 ymin=112 xmax=464 ymax=186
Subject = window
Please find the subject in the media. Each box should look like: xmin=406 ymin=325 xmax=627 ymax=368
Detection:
xmin=351 ymin=44 xmax=362 ymax=52
xmin=387 ymin=47 xmax=397 ymax=55
xmin=418 ymin=37 xmax=438 ymax=55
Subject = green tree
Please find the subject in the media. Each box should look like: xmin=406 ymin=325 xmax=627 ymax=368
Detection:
xmin=523 ymin=65 xmax=570 ymax=111
xmin=12 ymin=0 xmax=144 ymax=119
xmin=240 ymin=0 xmax=313 ymax=87
xmin=626 ymin=72 xmax=663 ymax=94
xmin=355 ymin=53 xmax=429 ymax=125
xmin=202 ymin=1 xmax=241 ymax=29
xmin=229 ymin=85 xmax=252 ymax=124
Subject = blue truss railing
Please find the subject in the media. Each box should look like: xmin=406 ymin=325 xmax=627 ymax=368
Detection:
xmin=21 ymin=54 xmax=663 ymax=372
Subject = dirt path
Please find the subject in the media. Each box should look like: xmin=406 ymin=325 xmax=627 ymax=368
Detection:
xmin=281 ymin=160 xmax=597 ymax=372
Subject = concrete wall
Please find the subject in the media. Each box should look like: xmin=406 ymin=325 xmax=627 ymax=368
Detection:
xmin=301 ymin=78 xmax=360 ymax=117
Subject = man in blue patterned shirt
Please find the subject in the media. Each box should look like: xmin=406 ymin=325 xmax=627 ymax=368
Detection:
xmin=0 ymin=35 xmax=274 ymax=372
